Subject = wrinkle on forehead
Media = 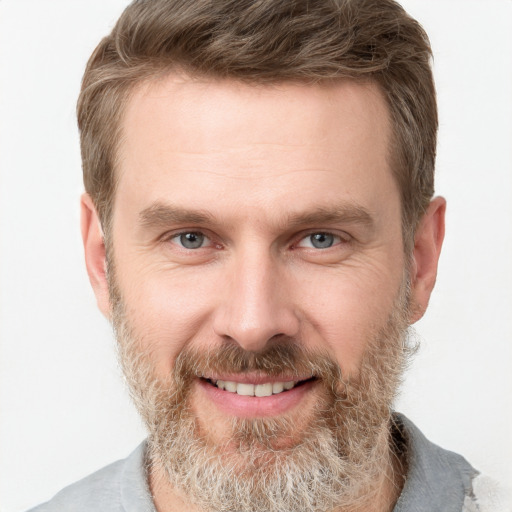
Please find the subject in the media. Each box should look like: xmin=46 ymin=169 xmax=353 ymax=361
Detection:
xmin=146 ymin=166 xmax=343 ymax=182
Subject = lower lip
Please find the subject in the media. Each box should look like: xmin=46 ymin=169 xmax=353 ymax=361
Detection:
xmin=198 ymin=379 xmax=315 ymax=418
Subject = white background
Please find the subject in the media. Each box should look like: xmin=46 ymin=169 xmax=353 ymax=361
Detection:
xmin=0 ymin=1 xmax=511 ymax=511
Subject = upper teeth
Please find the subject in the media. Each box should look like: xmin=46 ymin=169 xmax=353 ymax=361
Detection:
xmin=215 ymin=380 xmax=297 ymax=397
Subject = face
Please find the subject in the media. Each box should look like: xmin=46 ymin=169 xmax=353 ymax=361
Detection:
xmin=112 ymin=76 xmax=406 ymax=380
xmin=82 ymin=75 xmax=445 ymax=511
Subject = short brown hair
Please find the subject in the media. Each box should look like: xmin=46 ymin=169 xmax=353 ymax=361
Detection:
xmin=78 ymin=0 xmax=436 ymax=242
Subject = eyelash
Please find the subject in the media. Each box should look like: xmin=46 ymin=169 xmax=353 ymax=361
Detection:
xmin=166 ymin=231 xmax=215 ymax=250
xmin=294 ymin=231 xmax=349 ymax=250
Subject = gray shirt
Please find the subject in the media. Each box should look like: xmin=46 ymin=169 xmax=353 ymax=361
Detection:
xmin=28 ymin=414 xmax=483 ymax=512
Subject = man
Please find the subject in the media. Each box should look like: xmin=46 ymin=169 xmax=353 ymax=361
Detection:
xmin=28 ymin=0 xmax=510 ymax=511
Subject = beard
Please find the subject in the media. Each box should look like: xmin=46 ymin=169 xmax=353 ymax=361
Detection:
xmin=110 ymin=276 xmax=412 ymax=512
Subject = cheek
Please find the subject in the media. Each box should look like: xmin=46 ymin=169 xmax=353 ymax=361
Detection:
xmin=295 ymin=262 xmax=403 ymax=375
xmin=117 ymin=266 xmax=220 ymax=377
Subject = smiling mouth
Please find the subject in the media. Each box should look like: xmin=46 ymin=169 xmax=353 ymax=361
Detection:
xmin=203 ymin=377 xmax=316 ymax=397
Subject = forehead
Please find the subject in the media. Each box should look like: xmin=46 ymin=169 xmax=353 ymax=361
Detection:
xmin=120 ymin=75 xmax=390 ymax=159
xmin=115 ymin=75 xmax=397 ymax=228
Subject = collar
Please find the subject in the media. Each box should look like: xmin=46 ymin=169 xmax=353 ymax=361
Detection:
xmin=392 ymin=413 xmax=478 ymax=512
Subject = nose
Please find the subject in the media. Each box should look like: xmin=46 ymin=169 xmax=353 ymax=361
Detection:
xmin=212 ymin=248 xmax=300 ymax=352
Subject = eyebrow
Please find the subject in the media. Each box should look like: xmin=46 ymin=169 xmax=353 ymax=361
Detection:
xmin=138 ymin=202 xmax=375 ymax=232
xmin=139 ymin=203 xmax=215 ymax=228
xmin=284 ymin=205 xmax=375 ymax=231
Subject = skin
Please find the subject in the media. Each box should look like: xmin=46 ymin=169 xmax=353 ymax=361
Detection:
xmin=81 ymin=76 xmax=445 ymax=511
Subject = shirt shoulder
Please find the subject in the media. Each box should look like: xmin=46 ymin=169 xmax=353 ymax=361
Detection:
xmin=27 ymin=442 xmax=154 ymax=512
xmin=392 ymin=414 xmax=476 ymax=512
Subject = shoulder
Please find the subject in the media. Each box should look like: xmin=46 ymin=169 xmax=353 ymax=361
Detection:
xmin=28 ymin=459 xmax=126 ymax=512
xmin=27 ymin=442 xmax=154 ymax=512
xmin=392 ymin=414 xmax=511 ymax=512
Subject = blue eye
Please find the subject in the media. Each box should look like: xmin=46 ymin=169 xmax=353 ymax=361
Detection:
xmin=298 ymin=232 xmax=341 ymax=249
xmin=173 ymin=232 xmax=208 ymax=249
xmin=310 ymin=233 xmax=335 ymax=249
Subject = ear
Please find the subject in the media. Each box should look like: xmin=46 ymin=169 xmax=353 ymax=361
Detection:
xmin=81 ymin=193 xmax=111 ymax=319
xmin=409 ymin=196 xmax=446 ymax=324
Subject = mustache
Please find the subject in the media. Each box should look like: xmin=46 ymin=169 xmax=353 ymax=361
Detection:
xmin=173 ymin=340 xmax=343 ymax=392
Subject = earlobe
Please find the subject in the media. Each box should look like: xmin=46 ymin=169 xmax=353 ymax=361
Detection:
xmin=409 ymin=196 xmax=446 ymax=324
xmin=81 ymin=193 xmax=111 ymax=319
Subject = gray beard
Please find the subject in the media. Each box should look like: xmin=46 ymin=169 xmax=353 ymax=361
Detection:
xmin=111 ymin=280 xmax=412 ymax=512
